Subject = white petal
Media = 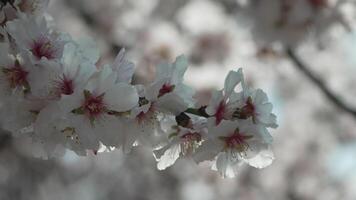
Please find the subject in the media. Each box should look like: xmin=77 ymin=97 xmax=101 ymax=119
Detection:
xmin=112 ymin=48 xmax=135 ymax=83
xmin=76 ymin=37 xmax=100 ymax=64
xmin=254 ymin=89 xmax=268 ymax=105
xmin=245 ymin=147 xmax=274 ymax=169
xmin=206 ymin=90 xmax=224 ymax=116
xmin=215 ymin=152 xmax=239 ymax=178
xmin=171 ymin=55 xmax=188 ymax=84
xmin=224 ymin=70 xmax=242 ymax=98
xmin=156 ymin=143 xmax=181 ymax=170
xmin=193 ymin=139 xmax=221 ymax=163
xmin=121 ymin=121 xmax=141 ymax=153
xmin=104 ymin=83 xmax=138 ymax=112
xmin=94 ymin=116 xmax=122 ymax=147
xmin=155 ymin=93 xmax=188 ymax=115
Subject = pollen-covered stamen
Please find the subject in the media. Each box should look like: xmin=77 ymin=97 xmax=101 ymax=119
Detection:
xmin=158 ymin=83 xmax=175 ymax=97
xmin=233 ymin=97 xmax=255 ymax=121
xmin=61 ymin=127 xmax=80 ymax=144
xmin=2 ymin=60 xmax=29 ymax=89
xmin=71 ymin=91 xmax=108 ymax=125
xmin=220 ymin=128 xmax=253 ymax=155
xmin=136 ymin=104 xmax=156 ymax=125
xmin=180 ymin=132 xmax=202 ymax=155
xmin=215 ymin=101 xmax=226 ymax=125
xmin=84 ymin=93 xmax=106 ymax=117
xmin=31 ymin=36 xmax=57 ymax=60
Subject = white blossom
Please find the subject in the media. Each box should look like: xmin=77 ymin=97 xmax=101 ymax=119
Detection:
xmin=194 ymin=119 xmax=274 ymax=178
xmin=154 ymin=115 xmax=208 ymax=170
xmin=6 ymin=15 xmax=68 ymax=63
xmin=34 ymin=65 xmax=138 ymax=153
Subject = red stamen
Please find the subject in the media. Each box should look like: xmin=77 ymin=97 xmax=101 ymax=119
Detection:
xmin=2 ymin=62 xmax=28 ymax=88
xmin=59 ymin=76 xmax=74 ymax=95
xmin=215 ymin=101 xmax=226 ymax=125
xmin=221 ymin=130 xmax=253 ymax=151
xmin=180 ymin=132 xmax=201 ymax=142
xmin=31 ymin=37 xmax=56 ymax=60
xmin=158 ymin=83 xmax=174 ymax=97
xmin=240 ymin=98 xmax=255 ymax=118
xmin=136 ymin=104 xmax=155 ymax=124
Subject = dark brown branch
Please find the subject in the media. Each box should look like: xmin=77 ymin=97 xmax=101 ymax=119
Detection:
xmin=286 ymin=47 xmax=356 ymax=119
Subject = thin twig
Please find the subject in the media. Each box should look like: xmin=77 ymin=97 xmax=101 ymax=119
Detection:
xmin=286 ymin=47 xmax=356 ymax=119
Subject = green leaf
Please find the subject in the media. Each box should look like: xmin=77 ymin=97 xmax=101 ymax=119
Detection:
xmin=71 ymin=107 xmax=84 ymax=115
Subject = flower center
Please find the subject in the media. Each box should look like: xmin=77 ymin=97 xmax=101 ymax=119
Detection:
xmin=233 ymin=97 xmax=255 ymax=120
xmin=158 ymin=83 xmax=175 ymax=97
xmin=180 ymin=132 xmax=202 ymax=155
xmin=215 ymin=101 xmax=226 ymax=125
xmin=220 ymin=129 xmax=253 ymax=153
xmin=59 ymin=76 xmax=74 ymax=95
xmin=136 ymin=104 xmax=156 ymax=125
xmin=2 ymin=61 xmax=29 ymax=89
xmin=83 ymin=92 xmax=106 ymax=118
xmin=31 ymin=37 xmax=56 ymax=60
xmin=180 ymin=132 xmax=201 ymax=142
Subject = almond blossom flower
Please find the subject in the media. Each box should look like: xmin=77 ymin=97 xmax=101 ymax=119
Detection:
xmin=233 ymin=88 xmax=278 ymax=128
xmin=206 ymin=69 xmax=277 ymax=128
xmin=145 ymin=55 xmax=195 ymax=115
xmin=153 ymin=115 xmax=207 ymax=170
xmin=193 ymin=119 xmax=274 ymax=178
xmin=205 ymin=69 xmax=243 ymax=125
xmin=35 ymin=65 xmax=138 ymax=152
xmin=5 ymin=15 xmax=67 ymax=63
xmin=24 ymin=39 xmax=98 ymax=99
xmin=118 ymin=56 xmax=195 ymax=153
xmin=0 ymin=43 xmax=31 ymax=97
xmin=118 ymin=85 xmax=167 ymax=153
xmin=48 ymin=41 xmax=97 ymax=98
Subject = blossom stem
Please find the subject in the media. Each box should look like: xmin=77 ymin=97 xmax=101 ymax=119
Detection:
xmin=184 ymin=107 xmax=210 ymax=118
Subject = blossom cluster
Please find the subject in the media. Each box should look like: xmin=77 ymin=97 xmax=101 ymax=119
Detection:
xmin=0 ymin=0 xmax=277 ymax=178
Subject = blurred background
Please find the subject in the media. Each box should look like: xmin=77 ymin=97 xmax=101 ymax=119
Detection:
xmin=1 ymin=0 xmax=356 ymax=199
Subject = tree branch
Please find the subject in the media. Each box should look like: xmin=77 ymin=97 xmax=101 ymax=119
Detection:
xmin=286 ymin=47 xmax=356 ymax=119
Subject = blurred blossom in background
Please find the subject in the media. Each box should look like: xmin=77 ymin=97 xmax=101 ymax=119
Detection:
xmin=1 ymin=0 xmax=356 ymax=199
